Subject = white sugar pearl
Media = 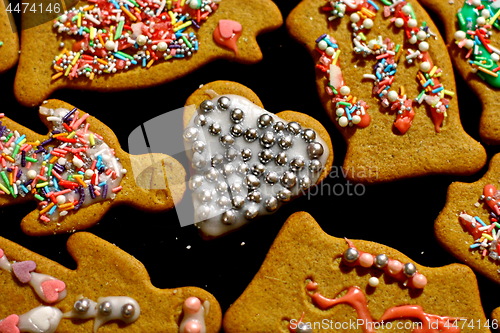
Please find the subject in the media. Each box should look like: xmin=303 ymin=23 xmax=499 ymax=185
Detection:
xmin=338 ymin=116 xmax=349 ymax=127
xmin=471 ymin=0 xmax=481 ymax=6
xmin=454 ymin=30 xmax=466 ymax=41
xmin=157 ymin=41 xmax=168 ymax=52
xmin=317 ymin=40 xmax=328 ymax=50
xmin=420 ymin=61 xmax=431 ymax=72
xmin=351 ymin=115 xmax=361 ymax=124
xmin=418 ymin=41 xmax=430 ymax=52
xmin=407 ymin=19 xmax=417 ymax=28
xmin=56 ymin=195 xmax=66 ymax=205
xmin=464 ymin=39 xmax=475 ymax=49
xmin=84 ymin=169 xmax=94 ymax=179
xmin=325 ymin=46 xmax=335 ymax=56
xmin=339 ymin=86 xmax=351 ymax=96
xmin=58 ymin=157 xmax=67 ymax=165
xmin=136 ymin=35 xmax=148 ymax=46
xmin=363 ymin=18 xmax=374 ymax=29
xmin=387 ymin=90 xmax=399 ymax=102
xmin=402 ymin=5 xmax=412 ymax=15
xmin=104 ymin=40 xmax=115 ymax=51
xmin=477 ymin=16 xmax=486 ymax=26
xmin=416 ymin=30 xmax=427 ymax=41
xmin=409 ymin=35 xmax=418 ymax=44
xmin=368 ymin=277 xmax=379 ymax=287
xmin=492 ymin=53 xmax=500 ymax=62
xmin=336 ymin=108 xmax=345 ymax=117
xmin=350 ymin=13 xmax=360 ymax=23
xmin=27 ymin=170 xmax=37 ymax=179
xmin=394 ymin=17 xmax=405 ymax=28
xmin=482 ymin=9 xmax=491 ymax=18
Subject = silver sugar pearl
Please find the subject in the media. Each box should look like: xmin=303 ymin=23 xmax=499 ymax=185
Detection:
xmin=308 ymin=159 xmax=323 ymax=173
xmin=374 ymin=254 xmax=389 ymax=268
xmin=246 ymin=174 xmax=261 ymax=189
xmin=251 ymin=163 xmax=266 ymax=177
xmin=244 ymin=128 xmax=259 ymax=142
xmin=121 ymin=303 xmax=135 ymax=319
xmin=265 ymin=171 xmax=279 ymax=184
xmin=290 ymin=157 xmax=305 ymax=171
xmin=278 ymin=135 xmax=293 ymax=150
xmin=197 ymin=205 xmax=210 ymax=220
xmin=198 ymin=189 xmax=213 ymax=203
xmin=273 ymin=121 xmax=286 ymax=132
xmin=216 ymin=181 xmax=228 ymax=193
xmin=296 ymin=322 xmax=313 ymax=333
xmin=211 ymin=154 xmax=224 ymax=167
xmin=223 ymin=164 xmax=235 ymax=177
xmin=241 ymin=148 xmax=252 ymax=161
xmin=220 ymin=134 xmax=235 ymax=147
xmin=281 ymin=171 xmax=297 ymax=188
xmin=277 ymin=188 xmax=292 ymax=202
xmin=217 ymin=96 xmax=231 ymax=110
xmin=299 ymin=176 xmax=312 ymax=190
xmin=307 ymin=142 xmax=324 ymax=159
xmin=237 ymin=162 xmax=249 ymax=175
xmin=287 ymin=121 xmax=302 ymax=135
xmin=275 ymin=152 xmax=287 ymax=166
xmin=230 ymin=124 xmax=244 ymax=137
xmin=183 ymin=127 xmax=199 ymax=142
xmin=230 ymin=108 xmax=245 ymax=123
xmin=245 ymin=206 xmax=259 ymax=220
xmin=301 ymin=129 xmax=317 ymax=142
xmin=200 ymin=99 xmax=215 ymax=113
xmin=194 ymin=114 xmax=207 ymax=126
xmin=258 ymin=149 xmax=274 ymax=164
xmin=189 ymin=175 xmax=204 ymax=190
xmin=217 ymin=196 xmax=231 ymax=208
xmin=74 ymin=298 xmax=91 ymax=313
xmin=225 ymin=147 xmax=237 ymax=162
xmin=221 ymin=210 xmax=237 ymax=224
xmin=257 ymin=114 xmax=273 ymax=128
xmin=231 ymin=181 xmax=244 ymax=193
xmin=260 ymin=131 xmax=276 ymax=148
xmin=204 ymin=168 xmax=219 ymax=182
xmin=208 ymin=123 xmax=222 ymax=136
xmin=192 ymin=152 xmax=207 ymax=170
xmin=192 ymin=140 xmax=206 ymax=154
xmin=343 ymin=247 xmax=359 ymax=263
xmin=264 ymin=196 xmax=279 ymax=212
xmin=98 ymin=301 xmax=113 ymax=316
xmin=247 ymin=190 xmax=262 ymax=203
xmin=403 ymin=262 xmax=417 ymax=277
xmin=232 ymin=196 xmax=245 ymax=209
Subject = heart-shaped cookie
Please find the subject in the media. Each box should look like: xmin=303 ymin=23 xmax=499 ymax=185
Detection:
xmin=183 ymin=81 xmax=334 ymax=238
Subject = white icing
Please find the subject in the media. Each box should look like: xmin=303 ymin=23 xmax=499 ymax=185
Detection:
xmin=17 ymin=306 xmax=63 ymax=333
xmin=63 ymin=298 xmax=98 ymax=320
xmin=0 ymin=254 xmax=12 ymax=272
xmin=185 ymin=95 xmax=329 ymax=237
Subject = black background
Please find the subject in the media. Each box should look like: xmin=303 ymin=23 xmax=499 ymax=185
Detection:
xmin=1 ymin=0 xmax=500 ymax=330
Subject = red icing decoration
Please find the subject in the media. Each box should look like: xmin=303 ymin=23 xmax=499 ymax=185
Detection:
xmin=0 ymin=315 xmax=20 ymax=333
xmin=11 ymin=261 xmax=36 ymax=284
xmin=483 ymin=184 xmax=500 ymax=216
xmin=213 ymin=20 xmax=243 ymax=55
xmin=41 ymin=279 xmax=66 ymax=303
xmin=0 ymin=249 xmax=3 ymax=258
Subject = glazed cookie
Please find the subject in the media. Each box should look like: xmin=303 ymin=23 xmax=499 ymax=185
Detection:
xmin=419 ymin=0 xmax=500 ymax=144
xmin=13 ymin=0 xmax=283 ymax=106
xmin=182 ymin=81 xmax=334 ymax=238
xmin=0 ymin=99 xmax=185 ymax=236
xmin=287 ymin=0 xmax=486 ymax=183
xmin=0 ymin=0 xmax=19 ymax=73
xmin=435 ymin=153 xmax=500 ymax=284
xmin=0 ymin=231 xmax=221 ymax=332
xmin=224 ymin=211 xmax=493 ymax=333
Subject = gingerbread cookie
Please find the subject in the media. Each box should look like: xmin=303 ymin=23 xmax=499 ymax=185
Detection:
xmin=182 ymin=81 xmax=334 ymax=238
xmin=434 ymin=153 xmax=500 ymax=284
xmin=0 ymin=99 xmax=185 ymax=236
xmin=0 ymin=231 xmax=221 ymax=332
xmin=13 ymin=0 xmax=283 ymax=106
xmin=287 ymin=0 xmax=486 ymax=183
xmin=419 ymin=0 xmax=500 ymax=144
xmin=0 ymin=1 xmax=19 ymax=73
xmin=223 ymin=211 xmax=493 ymax=333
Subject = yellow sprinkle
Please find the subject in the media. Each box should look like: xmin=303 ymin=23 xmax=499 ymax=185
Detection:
xmin=90 ymin=26 xmax=96 ymax=40
xmin=332 ymin=49 xmax=341 ymax=66
xmin=77 ymin=12 xmax=82 ymax=27
xmin=429 ymin=66 xmax=438 ymax=77
xmin=58 ymin=203 xmax=75 ymax=211
xmin=67 ymin=131 xmax=76 ymax=139
xmin=399 ymin=86 xmax=405 ymax=96
xmin=181 ymin=0 xmax=186 ymax=6
xmin=165 ymin=54 xmax=173 ymax=60
xmin=174 ymin=21 xmax=192 ymax=32
xmin=0 ymin=183 xmax=10 ymax=195
xmin=90 ymin=72 xmax=95 ymax=80
xmin=443 ymin=89 xmax=455 ymax=97
xmin=53 ymin=133 xmax=68 ymax=138
xmin=71 ymin=52 xmax=81 ymax=66
xmin=147 ymin=58 xmax=155 ymax=68
xmin=64 ymin=65 xmax=73 ymax=77
xmin=121 ymin=6 xmax=137 ymax=21
xmin=167 ymin=0 xmax=172 ymax=9
xmin=482 ymin=233 xmax=494 ymax=241
xmin=89 ymin=132 xmax=95 ymax=146
xmin=168 ymin=11 xmax=176 ymax=24
xmin=36 ymin=182 xmax=49 ymax=188
xmin=488 ymin=9 xmax=500 ymax=25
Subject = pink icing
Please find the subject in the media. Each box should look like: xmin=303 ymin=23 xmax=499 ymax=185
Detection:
xmin=213 ymin=20 xmax=243 ymax=55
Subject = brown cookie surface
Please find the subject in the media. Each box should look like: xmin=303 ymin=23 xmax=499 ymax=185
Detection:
xmin=0 ymin=99 xmax=185 ymax=236
xmin=183 ymin=81 xmax=334 ymax=238
xmin=14 ymin=0 xmax=283 ymax=107
xmin=0 ymin=1 xmax=19 ymax=73
xmin=419 ymin=0 xmax=500 ymax=144
xmin=224 ymin=211 xmax=491 ymax=333
xmin=0 ymin=232 xmax=221 ymax=332
xmin=287 ymin=0 xmax=486 ymax=183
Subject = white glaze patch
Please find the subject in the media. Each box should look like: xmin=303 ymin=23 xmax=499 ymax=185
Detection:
xmin=185 ymin=94 xmax=329 ymax=237
xmin=17 ymin=306 xmax=63 ymax=333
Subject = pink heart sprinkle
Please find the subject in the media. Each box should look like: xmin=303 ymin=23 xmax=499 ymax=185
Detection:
xmin=0 ymin=249 xmax=4 ymax=258
xmin=41 ymin=279 xmax=66 ymax=303
xmin=11 ymin=261 xmax=36 ymax=284
xmin=0 ymin=314 xmax=20 ymax=333
xmin=218 ymin=19 xmax=242 ymax=39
